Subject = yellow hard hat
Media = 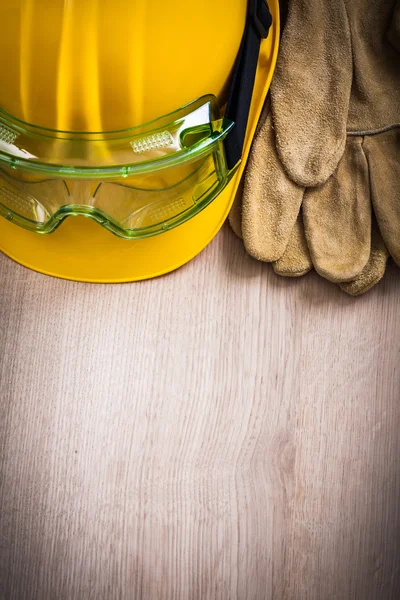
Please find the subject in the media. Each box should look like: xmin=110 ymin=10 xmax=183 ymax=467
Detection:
xmin=0 ymin=0 xmax=279 ymax=282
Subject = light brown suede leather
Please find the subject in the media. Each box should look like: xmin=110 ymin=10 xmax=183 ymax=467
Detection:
xmin=340 ymin=225 xmax=389 ymax=296
xmin=302 ymin=137 xmax=372 ymax=283
xmin=230 ymin=0 xmax=400 ymax=296
xmin=272 ymin=212 xmax=312 ymax=277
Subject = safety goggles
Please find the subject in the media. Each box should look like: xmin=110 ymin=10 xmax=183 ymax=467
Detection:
xmin=0 ymin=0 xmax=272 ymax=240
xmin=0 ymin=96 xmax=236 ymax=238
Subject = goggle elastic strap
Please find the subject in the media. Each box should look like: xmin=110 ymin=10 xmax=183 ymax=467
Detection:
xmin=224 ymin=0 xmax=272 ymax=170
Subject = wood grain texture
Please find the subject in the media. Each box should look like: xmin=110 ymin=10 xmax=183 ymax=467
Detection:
xmin=0 ymin=225 xmax=399 ymax=600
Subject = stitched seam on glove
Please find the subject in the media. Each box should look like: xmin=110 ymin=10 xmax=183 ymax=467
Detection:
xmin=348 ymin=123 xmax=400 ymax=136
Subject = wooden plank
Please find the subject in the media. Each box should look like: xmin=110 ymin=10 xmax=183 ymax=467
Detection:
xmin=1 ymin=226 xmax=399 ymax=599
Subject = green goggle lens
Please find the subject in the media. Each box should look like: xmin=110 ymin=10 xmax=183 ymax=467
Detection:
xmin=0 ymin=95 xmax=235 ymax=238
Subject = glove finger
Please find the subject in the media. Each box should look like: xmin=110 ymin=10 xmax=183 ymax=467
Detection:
xmin=339 ymin=223 xmax=389 ymax=296
xmin=271 ymin=0 xmax=352 ymax=187
xmin=303 ymin=137 xmax=371 ymax=282
xmin=228 ymin=178 xmax=244 ymax=239
xmin=228 ymin=98 xmax=273 ymax=239
xmin=363 ymin=128 xmax=400 ymax=265
xmin=241 ymin=111 xmax=304 ymax=262
xmin=273 ymin=211 xmax=313 ymax=277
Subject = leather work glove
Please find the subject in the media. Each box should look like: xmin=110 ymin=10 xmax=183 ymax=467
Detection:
xmin=230 ymin=0 xmax=400 ymax=295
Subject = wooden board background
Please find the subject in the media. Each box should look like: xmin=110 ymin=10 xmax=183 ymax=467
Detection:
xmin=1 ymin=225 xmax=399 ymax=599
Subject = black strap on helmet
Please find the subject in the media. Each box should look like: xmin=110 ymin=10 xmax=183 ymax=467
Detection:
xmin=224 ymin=0 xmax=272 ymax=170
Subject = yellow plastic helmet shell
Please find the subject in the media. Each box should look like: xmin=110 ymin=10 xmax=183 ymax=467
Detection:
xmin=0 ymin=0 xmax=279 ymax=282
